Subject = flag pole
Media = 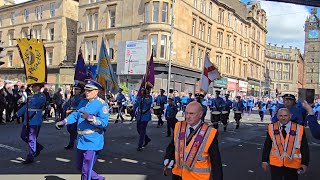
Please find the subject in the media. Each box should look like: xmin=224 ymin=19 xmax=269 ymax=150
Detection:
xmin=167 ymin=0 xmax=175 ymax=98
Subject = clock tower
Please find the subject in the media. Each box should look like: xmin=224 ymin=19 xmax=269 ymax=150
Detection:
xmin=304 ymin=8 xmax=320 ymax=96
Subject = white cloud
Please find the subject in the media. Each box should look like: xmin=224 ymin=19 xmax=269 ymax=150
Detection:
xmin=260 ymin=1 xmax=310 ymax=51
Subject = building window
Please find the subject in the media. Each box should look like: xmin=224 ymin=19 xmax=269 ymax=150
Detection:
xmin=252 ymin=27 xmax=256 ymax=39
xmin=160 ymin=35 xmax=167 ymax=59
xmin=190 ymin=45 xmax=195 ymax=67
xmin=207 ymin=26 xmax=211 ymax=43
xmin=245 ymin=26 xmax=248 ymax=37
xmin=218 ymin=8 xmax=224 ymax=24
xmin=283 ymin=84 xmax=289 ymax=90
xmin=270 ymin=70 xmax=274 ymax=79
xmin=231 ymin=59 xmax=235 ymax=75
xmin=233 ymin=38 xmax=236 ymax=52
xmin=256 ymin=65 xmax=259 ymax=77
xmin=48 ymin=27 xmax=54 ymax=41
xmin=10 ymin=12 xmax=15 ymax=25
xmin=217 ymin=32 xmax=223 ymax=48
xmin=284 ymin=63 xmax=289 ymax=71
xmin=197 ymin=48 xmax=203 ymax=68
xmin=201 ymin=0 xmax=206 ymax=14
xmin=144 ymin=2 xmax=150 ymax=23
xmin=225 ymin=57 xmax=230 ymax=73
xmin=22 ymin=29 xmax=28 ymax=38
xmin=33 ymin=27 xmax=42 ymax=39
xmin=199 ymin=21 xmax=205 ymax=40
xmin=283 ymin=72 xmax=289 ymax=80
xmin=208 ymin=2 xmax=212 ymax=17
xmin=106 ymin=37 xmax=114 ymax=59
xmin=277 ymin=63 xmax=281 ymax=70
xmin=87 ymin=14 xmax=93 ymax=31
xmin=250 ymin=64 xmax=253 ymax=77
xmin=35 ymin=6 xmax=43 ymax=20
xmin=240 ymin=23 xmax=243 ymax=35
xmin=257 ymin=30 xmax=260 ymax=42
xmin=109 ymin=6 xmax=116 ymax=28
xmin=152 ymin=1 xmax=159 ymax=22
xmin=151 ymin=34 xmax=158 ymax=57
xmin=199 ymin=0 xmax=203 ymax=12
xmin=50 ymin=3 xmax=56 ymax=17
xmin=239 ymin=62 xmax=242 ymax=76
xmin=276 ymin=71 xmax=281 ymax=80
xmin=192 ymin=18 xmax=196 ymax=36
xmin=227 ymin=13 xmax=232 ymax=27
xmin=47 ymin=49 xmax=53 ymax=65
xmin=85 ymin=40 xmax=97 ymax=62
xmin=251 ymin=44 xmax=255 ymax=58
xmin=234 ymin=18 xmax=237 ymax=32
xmin=276 ymin=84 xmax=281 ymax=90
xmin=216 ymin=55 xmax=221 ymax=68
xmin=256 ymin=46 xmax=260 ymax=60
xmin=244 ymin=64 xmax=247 ymax=77
xmin=162 ymin=2 xmax=168 ymax=23
xmin=239 ymin=42 xmax=242 ymax=56
xmin=8 ymin=31 xmax=14 ymax=46
xmin=8 ymin=52 xmax=13 ymax=67
xmin=193 ymin=0 xmax=197 ymax=8
xmin=226 ymin=35 xmax=230 ymax=49
xmin=94 ymin=13 xmax=98 ymax=30
xmin=24 ymin=9 xmax=29 ymax=22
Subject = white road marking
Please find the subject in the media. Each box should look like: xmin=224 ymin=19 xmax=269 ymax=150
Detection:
xmin=121 ymin=158 xmax=138 ymax=164
xmin=97 ymin=159 xmax=105 ymax=163
xmin=56 ymin=157 xmax=71 ymax=163
xmin=248 ymin=170 xmax=254 ymax=173
xmin=0 ymin=144 xmax=23 ymax=152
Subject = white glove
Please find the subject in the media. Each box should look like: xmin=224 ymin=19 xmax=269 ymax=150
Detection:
xmin=163 ymin=159 xmax=174 ymax=168
xmin=55 ymin=120 xmax=65 ymax=130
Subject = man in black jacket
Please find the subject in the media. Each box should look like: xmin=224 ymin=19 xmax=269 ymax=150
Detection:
xmin=0 ymin=88 xmax=6 ymax=124
xmin=164 ymin=101 xmax=223 ymax=180
xmin=262 ymin=108 xmax=309 ymax=180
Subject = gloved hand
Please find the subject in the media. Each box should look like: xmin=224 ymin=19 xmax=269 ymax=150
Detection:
xmin=79 ymin=110 xmax=95 ymax=122
xmin=55 ymin=120 xmax=66 ymax=130
xmin=12 ymin=114 xmax=18 ymax=120
xmin=163 ymin=159 xmax=174 ymax=168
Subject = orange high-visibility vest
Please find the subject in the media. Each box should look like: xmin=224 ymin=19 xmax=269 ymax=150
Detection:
xmin=268 ymin=121 xmax=304 ymax=169
xmin=172 ymin=121 xmax=217 ymax=179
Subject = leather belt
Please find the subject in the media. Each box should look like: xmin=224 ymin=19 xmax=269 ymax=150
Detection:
xmin=78 ymin=128 xmax=102 ymax=135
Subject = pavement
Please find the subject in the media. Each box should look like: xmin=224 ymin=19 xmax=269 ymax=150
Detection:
xmin=0 ymin=110 xmax=319 ymax=180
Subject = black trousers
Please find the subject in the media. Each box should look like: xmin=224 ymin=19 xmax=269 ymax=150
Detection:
xmin=172 ymin=174 xmax=182 ymax=180
xmin=270 ymin=165 xmax=298 ymax=180
xmin=166 ymin=117 xmax=177 ymax=136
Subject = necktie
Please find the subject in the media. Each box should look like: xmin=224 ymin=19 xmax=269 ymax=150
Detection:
xmin=188 ymin=127 xmax=194 ymax=139
xmin=281 ymin=125 xmax=287 ymax=139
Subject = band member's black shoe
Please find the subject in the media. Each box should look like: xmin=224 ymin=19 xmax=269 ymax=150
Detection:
xmin=64 ymin=145 xmax=74 ymax=150
xmin=23 ymin=159 xmax=34 ymax=164
xmin=143 ymin=139 xmax=151 ymax=147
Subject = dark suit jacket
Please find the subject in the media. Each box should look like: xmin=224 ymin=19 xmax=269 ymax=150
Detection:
xmin=164 ymin=127 xmax=223 ymax=180
xmin=262 ymin=123 xmax=309 ymax=167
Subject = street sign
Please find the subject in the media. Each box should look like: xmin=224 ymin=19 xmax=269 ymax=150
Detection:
xmin=117 ymin=40 xmax=148 ymax=75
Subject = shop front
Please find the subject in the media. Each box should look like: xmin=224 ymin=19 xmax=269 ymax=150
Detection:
xmin=238 ymin=80 xmax=248 ymax=96
xmin=227 ymin=78 xmax=238 ymax=98
xmin=213 ymin=77 xmax=227 ymax=95
xmin=248 ymin=80 xmax=261 ymax=96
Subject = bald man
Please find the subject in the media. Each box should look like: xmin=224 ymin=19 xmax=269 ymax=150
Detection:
xmin=262 ymin=108 xmax=309 ymax=180
xmin=163 ymin=101 xmax=223 ymax=180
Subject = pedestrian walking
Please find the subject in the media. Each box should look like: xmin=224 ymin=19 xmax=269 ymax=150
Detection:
xmin=165 ymin=97 xmax=178 ymax=137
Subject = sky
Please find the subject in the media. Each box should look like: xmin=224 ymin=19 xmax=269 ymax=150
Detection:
xmin=14 ymin=0 xmax=317 ymax=51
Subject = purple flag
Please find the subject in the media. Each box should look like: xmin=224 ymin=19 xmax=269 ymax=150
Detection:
xmin=74 ymin=48 xmax=88 ymax=84
xmin=138 ymin=52 xmax=155 ymax=95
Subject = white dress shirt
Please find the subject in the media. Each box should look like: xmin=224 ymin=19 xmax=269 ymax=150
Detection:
xmin=186 ymin=120 xmax=202 ymax=138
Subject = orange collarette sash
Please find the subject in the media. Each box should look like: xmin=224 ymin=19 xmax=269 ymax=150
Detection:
xmin=177 ymin=122 xmax=209 ymax=169
xmin=272 ymin=122 xmax=298 ymax=159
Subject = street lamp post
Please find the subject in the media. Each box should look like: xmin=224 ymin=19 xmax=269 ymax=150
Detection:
xmin=167 ymin=0 xmax=175 ymax=97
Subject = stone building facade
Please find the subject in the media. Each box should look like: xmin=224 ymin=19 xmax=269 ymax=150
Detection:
xmin=77 ymin=0 xmax=267 ymax=96
xmin=265 ymin=44 xmax=303 ymax=97
xmin=304 ymin=8 xmax=320 ymax=96
xmin=0 ymin=0 xmax=78 ymax=86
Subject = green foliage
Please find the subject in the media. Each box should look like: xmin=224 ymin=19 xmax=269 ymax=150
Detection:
xmin=119 ymin=82 xmax=129 ymax=95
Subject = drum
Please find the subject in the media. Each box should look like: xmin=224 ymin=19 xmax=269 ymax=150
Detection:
xmin=221 ymin=111 xmax=229 ymax=122
xmin=112 ymin=105 xmax=119 ymax=113
xmin=234 ymin=110 xmax=242 ymax=120
xmin=211 ymin=111 xmax=221 ymax=123
xmin=153 ymin=106 xmax=162 ymax=115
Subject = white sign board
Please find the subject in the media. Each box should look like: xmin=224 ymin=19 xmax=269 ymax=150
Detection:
xmin=117 ymin=40 xmax=148 ymax=75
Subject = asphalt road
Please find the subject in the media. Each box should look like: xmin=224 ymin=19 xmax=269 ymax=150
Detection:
xmin=0 ymin=111 xmax=319 ymax=180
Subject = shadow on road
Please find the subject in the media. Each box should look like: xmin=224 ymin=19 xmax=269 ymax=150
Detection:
xmin=44 ymin=175 xmax=66 ymax=180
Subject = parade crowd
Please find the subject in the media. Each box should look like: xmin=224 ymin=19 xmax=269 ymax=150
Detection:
xmin=1 ymin=79 xmax=320 ymax=180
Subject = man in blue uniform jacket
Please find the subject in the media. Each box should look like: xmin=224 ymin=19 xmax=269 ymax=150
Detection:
xmin=62 ymin=84 xmax=84 ymax=149
xmin=165 ymin=97 xmax=178 ymax=137
xmin=272 ymin=94 xmax=306 ymax=125
xmin=155 ymin=89 xmax=167 ymax=127
xmin=56 ymin=79 xmax=108 ymax=180
xmin=13 ymin=83 xmax=47 ymax=164
xmin=115 ymin=88 xmax=126 ymax=123
xmin=133 ymin=88 xmax=153 ymax=151
xmin=302 ymin=100 xmax=320 ymax=140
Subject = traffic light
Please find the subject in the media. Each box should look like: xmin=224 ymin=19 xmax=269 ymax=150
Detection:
xmin=0 ymin=40 xmax=5 ymax=66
